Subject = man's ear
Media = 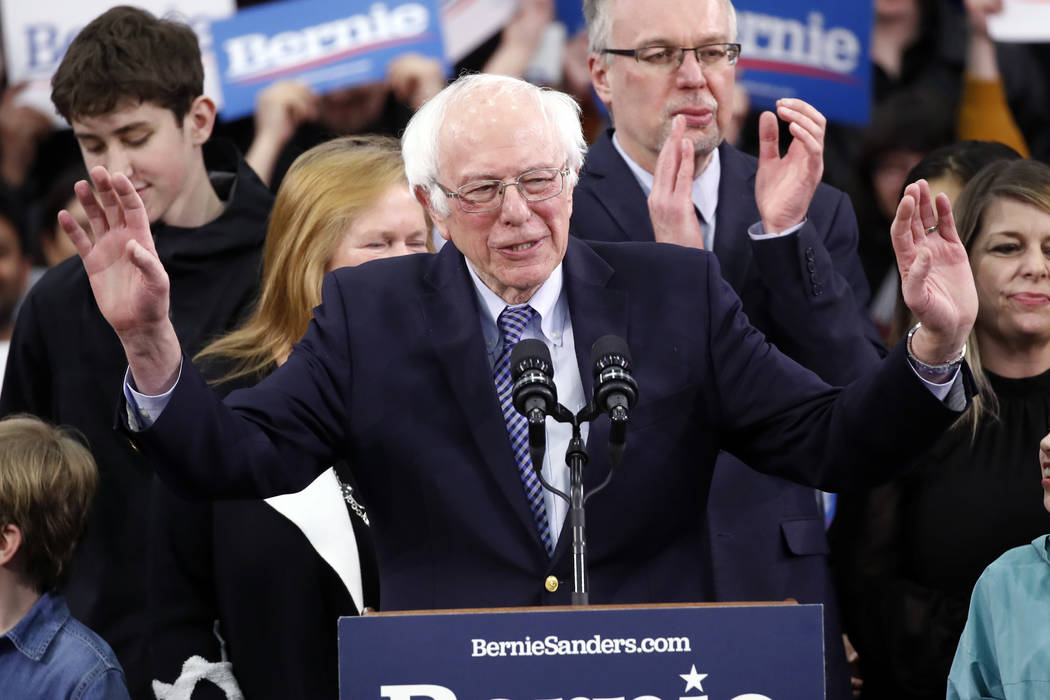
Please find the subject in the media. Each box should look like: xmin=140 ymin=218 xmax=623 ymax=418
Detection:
xmin=185 ymin=96 xmax=217 ymax=146
xmin=414 ymin=185 xmax=452 ymax=241
xmin=589 ymin=53 xmax=613 ymax=107
xmin=0 ymin=523 xmax=22 ymax=567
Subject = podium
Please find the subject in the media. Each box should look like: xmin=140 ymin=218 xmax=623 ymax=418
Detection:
xmin=339 ymin=602 xmax=825 ymax=699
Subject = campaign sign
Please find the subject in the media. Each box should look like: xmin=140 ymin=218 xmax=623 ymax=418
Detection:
xmin=1 ymin=0 xmax=234 ymax=123
xmin=210 ymin=0 xmax=447 ymax=120
xmin=734 ymin=0 xmax=872 ymax=126
xmin=339 ymin=603 xmax=825 ymax=699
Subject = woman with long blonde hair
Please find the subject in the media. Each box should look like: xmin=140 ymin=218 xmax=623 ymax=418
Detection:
xmin=200 ymin=134 xmax=431 ymax=381
xmin=148 ymin=135 xmax=431 ymax=700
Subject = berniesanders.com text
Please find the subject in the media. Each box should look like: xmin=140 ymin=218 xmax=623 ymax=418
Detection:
xmin=471 ymin=634 xmax=691 ymax=658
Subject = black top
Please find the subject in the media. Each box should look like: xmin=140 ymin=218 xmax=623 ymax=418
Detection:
xmin=835 ymin=368 xmax=1050 ymax=700
xmin=149 ymin=358 xmax=379 ymax=700
xmin=0 ymin=140 xmax=272 ymax=700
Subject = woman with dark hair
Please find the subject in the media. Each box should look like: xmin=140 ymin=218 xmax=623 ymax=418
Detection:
xmin=835 ymin=159 xmax=1050 ymax=700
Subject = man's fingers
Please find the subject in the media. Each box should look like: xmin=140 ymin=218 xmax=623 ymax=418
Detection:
xmin=126 ymin=239 xmax=165 ymax=288
xmin=757 ymin=110 xmax=779 ymax=163
xmin=933 ymin=192 xmax=961 ymax=243
xmin=776 ymin=98 xmax=827 ymax=130
xmin=74 ymin=179 xmax=107 ymax=238
xmin=89 ymin=166 xmax=125 ymax=230
xmin=899 ymin=182 xmax=927 ymax=246
xmin=110 ymin=172 xmax=152 ymax=238
xmin=58 ymin=209 xmax=93 ymax=259
xmin=786 ymin=121 xmax=822 ymax=155
xmin=777 ymin=103 xmax=825 ymax=144
xmin=675 ymin=138 xmax=694 ymax=194
xmin=653 ymin=115 xmax=685 ymax=194
xmin=915 ymin=179 xmax=938 ymax=232
xmin=890 ymin=191 xmax=919 ymax=261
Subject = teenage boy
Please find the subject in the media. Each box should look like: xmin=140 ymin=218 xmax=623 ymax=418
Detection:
xmin=0 ymin=7 xmax=273 ymax=697
xmin=0 ymin=415 xmax=131 ymax=700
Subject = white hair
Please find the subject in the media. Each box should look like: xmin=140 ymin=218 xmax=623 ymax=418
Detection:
xmin=584 ymin=0 xmax=739 ymax=55
xmin=401 ymin=73 xmax=586 ymax=216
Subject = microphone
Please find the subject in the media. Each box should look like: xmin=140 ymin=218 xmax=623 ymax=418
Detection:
xmin=511 ymin=339 xmax=557 ymax=471
xmin=590 ymin=335 xmax=639 ymax=466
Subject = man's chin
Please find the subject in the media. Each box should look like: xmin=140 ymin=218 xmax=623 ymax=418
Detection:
xmin=687 ymin=128 xmax=721 ymax=157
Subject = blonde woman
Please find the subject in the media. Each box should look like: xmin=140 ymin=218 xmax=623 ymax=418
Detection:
xmin=148 ymin=135 xmax=430 ymax=700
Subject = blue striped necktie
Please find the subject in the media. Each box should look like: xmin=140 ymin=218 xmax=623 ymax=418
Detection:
xmin=494 ymin=305 xmax=554 ymax=556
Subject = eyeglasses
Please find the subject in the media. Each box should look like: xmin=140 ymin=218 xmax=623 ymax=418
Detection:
xmin=438 ymin=167 xmax=569 ymax=213
xmin=602 ymin=43 xmax=741 ymax=71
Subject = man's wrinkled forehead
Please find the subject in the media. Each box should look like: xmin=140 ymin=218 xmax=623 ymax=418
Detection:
xmin=608 ymin=0 xmax=733 ymax=44
xmin=436 ymin=91 xmax=557 ymax=180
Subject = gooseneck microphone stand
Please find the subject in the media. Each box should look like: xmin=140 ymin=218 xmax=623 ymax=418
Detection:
xmin=512 ymin=337 xmax=637 ymax=606
xmin=527 ymin=403 xmax=598 ymax=605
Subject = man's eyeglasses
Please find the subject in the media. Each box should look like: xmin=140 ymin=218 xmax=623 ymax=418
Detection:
xmin=438 ymin=167 xmax=569 ymax=213
xmin=602 ymin=43 xmax=741 ymax=71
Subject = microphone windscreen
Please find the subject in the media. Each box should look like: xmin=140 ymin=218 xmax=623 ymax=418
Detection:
xmin=590 ymin=334 xmax=632 ymax=370
xmin=510 ymin=339 xmax=553 ymax=381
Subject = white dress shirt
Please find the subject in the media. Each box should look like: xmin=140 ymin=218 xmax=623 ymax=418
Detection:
xmin=466 ymin=261 xmax=586 ymax=546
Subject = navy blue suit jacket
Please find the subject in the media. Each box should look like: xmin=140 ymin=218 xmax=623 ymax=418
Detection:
xmin=135 ymin=239 xmax=954 ymax=620
xmin=570 ymin=134 xmax=886 ymax=698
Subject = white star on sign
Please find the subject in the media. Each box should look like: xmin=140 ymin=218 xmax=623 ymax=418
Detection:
xmin=680 ymin=664 xmax=708 ymax=692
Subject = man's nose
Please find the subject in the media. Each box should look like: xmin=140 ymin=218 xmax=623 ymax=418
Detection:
xmin=499 ymin=184 xmax=531 ymax=223
xmin=675 ymin=49 xmax=708 ymax=89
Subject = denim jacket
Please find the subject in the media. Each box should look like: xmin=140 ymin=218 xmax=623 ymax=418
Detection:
xmin=0 ymin=591 xmax=130 ymax=699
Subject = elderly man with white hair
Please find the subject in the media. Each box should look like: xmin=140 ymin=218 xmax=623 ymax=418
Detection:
xmin=59 ymin=74 xmax=973 ymax=627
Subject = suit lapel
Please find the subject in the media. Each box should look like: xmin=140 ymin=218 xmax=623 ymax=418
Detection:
xmin=581 ymin=131 xmax=657 ymax=242
xmin=419 ymin=246 xmax=540 ymax=544
xmin=712 ymin=143 xmax=760 ymax=290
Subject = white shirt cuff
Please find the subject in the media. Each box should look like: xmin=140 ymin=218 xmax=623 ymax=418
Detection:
xmin=123 ymin=362 xmax=182 ymax=431
xmin=910 ymin=364 xmax=965 ymax=410
xmin=748 ymin=219 xmax=806 ymax=239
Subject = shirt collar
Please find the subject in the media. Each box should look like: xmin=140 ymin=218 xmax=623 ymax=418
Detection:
xmin=467 ymin=260 xmax=568 ymax=354
xmin=2 ymin=591 xmax=68 ymax=662
xmin=611 ymin=132 xmax=721 ymax=227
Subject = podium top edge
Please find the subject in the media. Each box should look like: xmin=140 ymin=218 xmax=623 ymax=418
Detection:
xmin=357 ymin=600 xmax=807 ymax=618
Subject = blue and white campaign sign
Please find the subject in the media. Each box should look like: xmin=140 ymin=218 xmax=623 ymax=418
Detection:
xmin=1 ymin=0 xmax=234 ymax=124
xmin=210 ymin=0 xmax=447 ymax=120
xmin=734 ymin=0 xmax=872 ymax=126
xmin=339 ymin=603 xmax=825 ymax=699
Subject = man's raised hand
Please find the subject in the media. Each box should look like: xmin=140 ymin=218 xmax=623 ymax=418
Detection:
xmin=892 ymin=179 xmax=978 ymax=364
xmin=60 ymin=166 xmax=182 ymax=394
xmin=754 ymin=98 xmax=826 ymax=234
xmin=647 ymin=114 xmax=704 ymax=248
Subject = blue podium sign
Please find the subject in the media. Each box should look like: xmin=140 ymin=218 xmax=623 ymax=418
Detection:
xmin=339 ymin=603 xmax=824 ymax=699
